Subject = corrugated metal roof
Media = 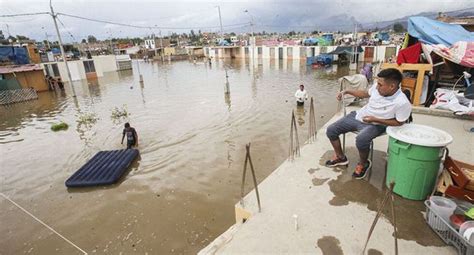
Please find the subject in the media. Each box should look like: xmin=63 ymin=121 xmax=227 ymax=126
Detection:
xmin=0 ymin=64 xmax=43 ymax=74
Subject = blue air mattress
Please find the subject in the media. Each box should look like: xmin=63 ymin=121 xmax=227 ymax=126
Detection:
xmin=65 ymin=149 xmax=139 ymax=187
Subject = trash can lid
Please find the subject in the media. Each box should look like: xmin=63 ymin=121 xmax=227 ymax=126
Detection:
xmin=387 ymin=124 xmax=453 ymax=147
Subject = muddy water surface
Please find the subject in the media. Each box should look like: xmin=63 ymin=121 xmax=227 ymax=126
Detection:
xmin=0 ymin=60 xmax=346 ymax=254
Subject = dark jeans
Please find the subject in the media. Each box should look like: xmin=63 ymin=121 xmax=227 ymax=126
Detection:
xmin=326 ymin=111 xmax=386 ymax=152
xmin=127 ymin=139 xmax=136 ymax=149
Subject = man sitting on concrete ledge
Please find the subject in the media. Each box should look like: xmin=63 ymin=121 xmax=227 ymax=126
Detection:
xmin=325 ymin=68 xmax=412 ymax=179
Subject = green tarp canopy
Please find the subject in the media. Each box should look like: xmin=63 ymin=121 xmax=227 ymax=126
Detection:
xmin=327 ymin=46 xmax=364 ymax=55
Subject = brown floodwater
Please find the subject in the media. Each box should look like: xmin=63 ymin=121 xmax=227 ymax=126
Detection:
xmin=0 ymin=59 xmax=346 ymax=254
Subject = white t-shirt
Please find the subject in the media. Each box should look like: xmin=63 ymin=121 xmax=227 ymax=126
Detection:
xmin=356 ymin=85 xmax=412 ymax=123
xmin=295 ymin=89 xmax=308 ymax=102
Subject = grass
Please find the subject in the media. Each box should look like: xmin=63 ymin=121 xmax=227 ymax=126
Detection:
xmin=111 ymin=105 xmax=129 ymax=120
xmin=51 ymin=122 xmax=69 ymax=131
xmin=77 ymin=112 xmax=99 ymax=126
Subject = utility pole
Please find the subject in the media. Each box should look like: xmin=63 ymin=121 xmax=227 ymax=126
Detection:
xmin=108 ymin=29 xmax=114 ymax=55
xmin=50 ymin=0 xmax=76 ymax=97
xmin=6 ymin=24 xmax=11 ymax=38
xmin=245 ymin=10 xmax=256 ymax=71
xmin=45 ymin=32 xmax=51 ymax=49
xmin=216 ymin=6 xmax=229 ymax=94
xmin=41 ymin=26 xmax=51 ymax=49
xmin=217 ymin=6 xmax=224 ymax=39
xmin=159 ymin=29 xmax=164 ymax=62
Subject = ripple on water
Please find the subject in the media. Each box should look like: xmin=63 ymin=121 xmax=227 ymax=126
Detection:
xmin=1 ymin=60 xmax=343 ymax=254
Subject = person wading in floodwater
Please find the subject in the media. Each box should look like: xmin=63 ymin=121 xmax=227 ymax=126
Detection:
xmin=295 ymin=84 xmax=308 ymax=106
xmin=121 ymin=122 xmax=138 ymax=149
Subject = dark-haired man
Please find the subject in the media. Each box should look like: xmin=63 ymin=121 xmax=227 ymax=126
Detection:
xmin=295 ymin=84 xmax=308 ymax=106
xmin=121 ymin=123 xmax=138 ymax=149
xmin=325 ymin=68 xmax=411 ymax=179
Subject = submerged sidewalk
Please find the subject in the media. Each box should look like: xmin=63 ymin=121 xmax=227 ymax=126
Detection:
xmin=200 ymin=107 xmax=473 ymax=254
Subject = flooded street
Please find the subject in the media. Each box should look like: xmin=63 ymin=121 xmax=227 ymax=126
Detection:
xmin=1 ymin=59 xmax=345 ymax=254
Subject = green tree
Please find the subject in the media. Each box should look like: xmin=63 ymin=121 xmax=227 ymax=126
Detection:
xmin=87 ymin=35 xmax=97 ymax=43
xmin=16 ymin=35 xmax=30 ymax=41
xmin=7 ymin=35 xmax=16 ymax=42
xmin=81 ymin=38 xmax=87 ymax=44
xmin=288 ymin=30 xmax=296 ymax=36
xmin=393 ymin=23 xmax=405 ymax=33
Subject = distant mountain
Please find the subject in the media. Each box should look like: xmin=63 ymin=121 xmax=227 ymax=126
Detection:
xmin=307 ymin=8 xmax=474 ymax=32
xmin=360 ymin=8 xmax=474 ymax=31
xmin=316 ymin=14 xmax=357 ymax=32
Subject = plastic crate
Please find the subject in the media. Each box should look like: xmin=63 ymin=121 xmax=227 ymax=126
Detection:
xmin=425 ymin=200 xmax=474 ymax=255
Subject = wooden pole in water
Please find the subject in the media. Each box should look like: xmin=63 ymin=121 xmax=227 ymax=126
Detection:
xmin=289 ymin=110 xmax=300 ymax=160
xmin=308 ymin=97 xmax=317 ymax=143
xmin=240 ymin=143 xmax=261 ymax=212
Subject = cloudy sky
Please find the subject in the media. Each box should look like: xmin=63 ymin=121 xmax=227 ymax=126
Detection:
xmin=1 ymin=0 xmax=473 ymax=42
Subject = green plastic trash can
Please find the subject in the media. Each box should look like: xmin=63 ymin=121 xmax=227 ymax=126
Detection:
xmin=386 ymin=124 xmax=453 ymax=200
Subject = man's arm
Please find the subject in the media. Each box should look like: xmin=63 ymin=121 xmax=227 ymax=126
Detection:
xmin=362 ymin=116 xmax=404 ymax=126
xmin=121 ymin=130 xmax=125 ymax=144
xmin=134 ymin=129 xmax=138 ymax=145
xmin=336 ymin=89 xmax=370 ymax=100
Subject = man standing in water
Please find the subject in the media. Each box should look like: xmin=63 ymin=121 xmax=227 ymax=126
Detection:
xmin=295 ymin=84 xmax=308 ymax=106
xmin=121 ymin=123 xmax=138 ymax=149
xmin=325 ymin=68 xmax=411 ymax=179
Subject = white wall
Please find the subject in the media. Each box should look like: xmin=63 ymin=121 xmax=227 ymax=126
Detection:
xmin=45 ymin=61 xmax=86 ymax=81
xmin=92 ymin=55 xmax=118 ymax=76
xmin=262 ymin=46 xmax=270 ymax=59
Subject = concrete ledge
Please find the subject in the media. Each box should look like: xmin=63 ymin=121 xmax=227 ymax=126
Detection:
xmin=200 ymin=107 xmax=473 ymax=254
xmin=412 ymin=106 xmax=473 ymax=120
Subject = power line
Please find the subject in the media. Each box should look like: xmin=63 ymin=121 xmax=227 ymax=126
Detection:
xmin=56 ymin=16 xmax=78 ymax=43
xmin=57 ymin=12 xmax=250 ymax=30
xmin=0 ymin=12 xmax=50 ymax=18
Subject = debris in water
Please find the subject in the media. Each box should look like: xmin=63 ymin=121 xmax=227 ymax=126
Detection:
xmin=293 ymin=214 xmax=298 ymax=230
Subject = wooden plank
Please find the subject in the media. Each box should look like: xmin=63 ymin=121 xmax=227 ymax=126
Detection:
xmin=381 ymin=63 xmax=433 ymax=105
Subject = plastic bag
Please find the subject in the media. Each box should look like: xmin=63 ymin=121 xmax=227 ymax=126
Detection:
xmin=430 ymin=88 xmax=473 ymax=115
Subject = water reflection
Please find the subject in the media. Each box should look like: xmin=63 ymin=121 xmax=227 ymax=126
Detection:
xmin=0 ymin=59 xmax=343 ymax=254
xmin=295 ymin=104 xmax=306 ymax=126
xmin=224 ymin=93 xmax=231 ymax=111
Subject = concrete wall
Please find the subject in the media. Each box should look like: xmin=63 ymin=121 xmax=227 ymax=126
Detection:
xmin=164 ymin=47 xmax=176 ymax=56
xmin=40 ymin=55 xmax=123 ymax=82
xmin=5 ymin=70 xmax=48 ymax=92
xmin=92 ymin=55 xmax=118 ymax=76
xmin=204 ymin=45 xmax=399 ymax=63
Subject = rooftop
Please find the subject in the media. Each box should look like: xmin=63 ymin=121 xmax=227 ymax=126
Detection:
xmin=200 ymin=107 xmax=473 ymax=254
xmin=0 ymin=64 xmax=42 ymax=74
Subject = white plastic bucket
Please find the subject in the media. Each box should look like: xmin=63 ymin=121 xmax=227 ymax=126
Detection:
xmin=430 ymin=196 xmax=456 ymax=223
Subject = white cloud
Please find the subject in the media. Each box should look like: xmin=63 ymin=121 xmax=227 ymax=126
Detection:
xmin=1 ymin=0 xmax=473 ymax=42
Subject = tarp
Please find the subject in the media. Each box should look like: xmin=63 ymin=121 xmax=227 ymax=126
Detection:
xmin=424 ymin=41 xmax=474 ymax=68
xmin=327 ymin=46 xmax=363 ymax=55
xmin=0 ymin=46 xmax=30 ymax=65
xmin=0 ymin=78 xmax=22 ymax=91
xmin=407 ymin=16 xmax=474 ymax=46
xmin=303 ymin=37 xmax=318 ymax=45
xmin=376 ymin=32 xmax=390 ymax=42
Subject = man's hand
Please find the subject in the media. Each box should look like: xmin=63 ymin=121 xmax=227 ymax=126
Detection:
xmin=336 ymin=91 xmax=344 ymax=101
xmin=362 ymin=116 xmax=377 ymax=123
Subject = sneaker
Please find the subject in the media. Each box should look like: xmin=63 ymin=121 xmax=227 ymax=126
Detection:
xmin=352 ymin=160 xmax=372 ymax=179
xmin=325 ymin=155 xmax=349 ymax=167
